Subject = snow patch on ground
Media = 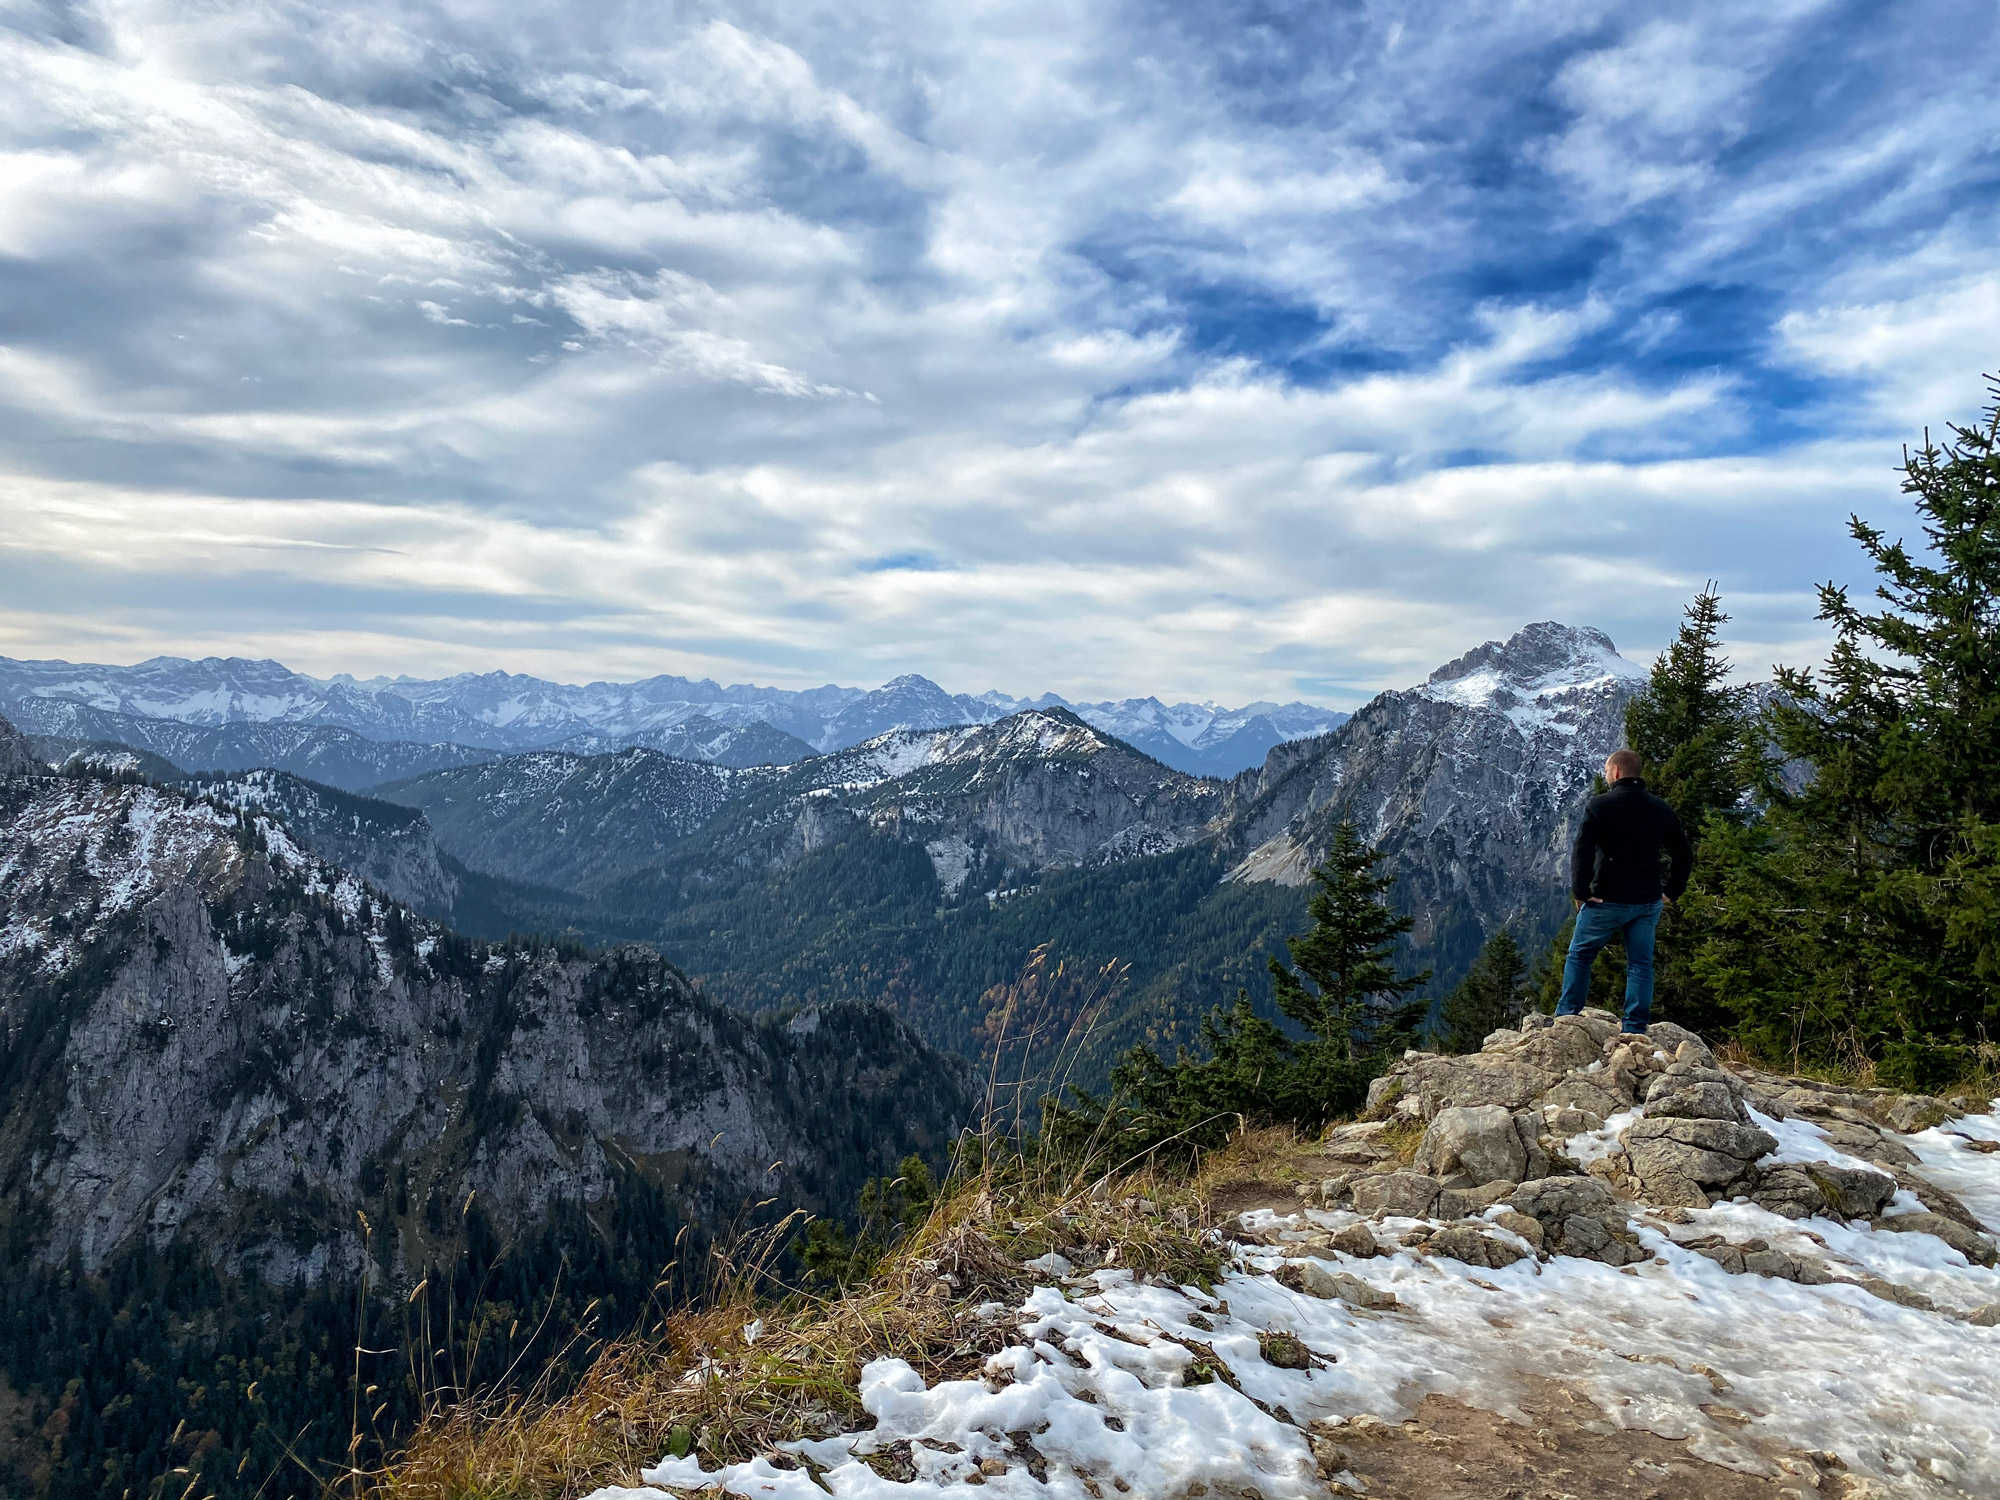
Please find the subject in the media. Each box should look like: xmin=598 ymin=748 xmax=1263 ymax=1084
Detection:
xmin=623 ymin=1108 xmax=2000 ymax=1500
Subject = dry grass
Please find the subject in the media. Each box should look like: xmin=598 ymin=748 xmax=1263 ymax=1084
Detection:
xmin=362 ymin=1149 xmax=1228 ymax=1500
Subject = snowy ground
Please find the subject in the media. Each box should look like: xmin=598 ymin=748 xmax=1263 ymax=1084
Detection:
xmin=605 ymin=1104 xmax=2000 ymax=1500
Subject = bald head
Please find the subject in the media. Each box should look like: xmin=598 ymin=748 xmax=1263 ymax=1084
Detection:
xmin=1605 ymin=749 xmax=1644 ymax=783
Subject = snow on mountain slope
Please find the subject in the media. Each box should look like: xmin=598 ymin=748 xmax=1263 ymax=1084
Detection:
xmin=550 ymin=715 xmax=817 ymax=768
xmin=1418 ymin=621 xmax=1647 ymax=736
xmin=0 ymin=757 xmax=976 ymax=1285
xmin=177 ymin=768 xmax=461 ymax=915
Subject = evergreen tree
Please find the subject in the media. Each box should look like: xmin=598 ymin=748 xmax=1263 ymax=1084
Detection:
xmin=1439 ymin=929 xmax=1527 ymax=1053
xmin=1694 ymin=384 xmax=2000 ymax=1086
xmin=1624 ymin=584 xmax=1756 ymax=829
xmin=1619 ymin=583 xmax=1758 ymax=1035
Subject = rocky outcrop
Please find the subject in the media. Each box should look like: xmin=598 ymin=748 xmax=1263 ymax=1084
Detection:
xmin=1301 ymin=1008 xmax=1999 ymax=1289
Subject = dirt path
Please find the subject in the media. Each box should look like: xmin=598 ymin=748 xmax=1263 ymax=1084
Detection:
xmin=1320 ymin=1381 xmax=1848 ymax=1499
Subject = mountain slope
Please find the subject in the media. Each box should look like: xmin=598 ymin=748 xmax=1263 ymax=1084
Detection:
xmin=176 ymin=768 xmax=463 ymax=916
xmin=378 ymin=748 xmax=758 ymax=892
xmin=0 ymin=698 xmax=496 ymax=789
xmin=549 ymin=714 xmax=816 ymax=767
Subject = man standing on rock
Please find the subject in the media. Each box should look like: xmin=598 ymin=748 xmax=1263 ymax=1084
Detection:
xmin=1558 ymin=748 xmax=1693 ymax=1037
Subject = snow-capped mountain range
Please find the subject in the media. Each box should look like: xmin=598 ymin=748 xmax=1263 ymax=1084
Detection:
xmin=0 ymin=655 xmax=1348 ymax=780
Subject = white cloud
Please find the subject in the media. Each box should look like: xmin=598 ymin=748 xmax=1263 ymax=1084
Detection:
xmin=0 ymin=0 xmax=1991 ymax=706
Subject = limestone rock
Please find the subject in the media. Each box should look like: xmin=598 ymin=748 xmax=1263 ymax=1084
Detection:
xmin=1322 ymin=1122 xmax=1398 ymax=1167
xmin=1886 ymin=1167 xmax=1985 ymax=1231
xmin=1884 ymin=1094 xmax=1952 ymax=1133
xmin=1541 ymin=1076 xmax=1628 ymax=1120
xmin=1642 ymin=1077 xmax=1744 ymax=1123
xmin=1858 ymin=1277 xmax=1935 ymax=1311
xmin=1437 ymin=1180 xmax=1519 ymax=1218
xmin=1350 ymin=1171 xmax=1443 ymax=1220
xmin=1506 ymin=1176 xmax=1644 ymax=1265
xmin=1811 ymin=1118 xmax=1918 ymax=1169
xmin=1965 ymin=1303 xmax=2000 ymax=1326
xmin=1511 ymin=1110 xmax=1556 ymax=1182
xmin=1426 ymin=1224 xmax=1529 ymax=1269
xmin=1683 ymin=1236 xmax=1837 ymax=1284
xmin=1491 ymin=1210 xmax=1545 ymax=1252
xmin=1623 ymin=1117 xmax=1777 ymax=1200
xmin=1326 ymin=1222 xmax=1382 ymax=1259
xmin=1279 ymin=1262 xmax=1399 ymax=1310
xmin=1416 ymin=1105 xmax=1526 ymax=1185
xmin=1402 ymin=1054 xmax=1558 ymax=1120
xmin=1803 ymin=1163 xmax=1899 ymax=1220
xmin=1748 ymin=1165 xmax=1835 ymax=1220
xmin=1874 ymin=1211 xmax=1998 ymax=1267
xmin=1541 ymin=1104 xmax=1605 ymax=1137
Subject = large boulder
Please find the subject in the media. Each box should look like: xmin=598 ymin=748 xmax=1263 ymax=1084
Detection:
xmin=1748 ymin=1165 xmax=1837 ymax=1220
xmin=1805 ymin=1162 xmax=1899 ymax=1219
xmin=1415 ymin=1105 xmax=1526 ymax=1186
xmin=1349 ymin=1171 xmax=1442 ymax=1220
xmin=1642 ymin=1075 xmax=1746 ymax=1123
xmin=1542 ymin=1075 xmax=1630 ymax=1119
xmin=1623 ymin=1116 xmax=1777 ymax=1206
xmin=1426 ymin=1224 xmax=1530 ymax=1270
xmin=1398 ymin=1054 xmax=1559 ymax=1120
xmin=1506 ymin=1177 xmax=1645 ymax=1265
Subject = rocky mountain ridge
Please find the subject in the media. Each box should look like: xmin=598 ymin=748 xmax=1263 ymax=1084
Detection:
xmin=0 ymin=736 xmax=975 ymax=1283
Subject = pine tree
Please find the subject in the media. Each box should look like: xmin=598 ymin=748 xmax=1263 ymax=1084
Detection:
xmin=1270 ymin=823 xmax=1430 ymax=1042
xmin=1695 ymin=383 xmax=2000 ymax=1085
xmin=1439 ymin=929 xmax=1527 ymax=1053
xmin=1624 ymin=584 xmax=1755 ymax=829
xmin=1620 ymin=583 xmax=1757 ymax=1035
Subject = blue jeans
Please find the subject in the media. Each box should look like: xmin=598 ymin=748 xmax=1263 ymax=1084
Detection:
xmin=1556 ymin=898 xmax=1663 ymax=1033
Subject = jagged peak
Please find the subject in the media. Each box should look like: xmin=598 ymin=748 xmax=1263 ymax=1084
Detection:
xmin=1424 ymin=622 xmax=1643 ymax=695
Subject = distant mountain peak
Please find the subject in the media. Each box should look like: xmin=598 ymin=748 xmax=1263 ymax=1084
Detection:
xmin=1424 ymin=622 xmax=1643 ymax=698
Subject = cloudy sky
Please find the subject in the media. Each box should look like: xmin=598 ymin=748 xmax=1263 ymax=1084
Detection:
xmin=1 ymin=0 xmax=1995 ymax=706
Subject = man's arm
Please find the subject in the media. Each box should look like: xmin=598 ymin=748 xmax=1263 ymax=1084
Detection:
xmin=1663 ymin=805 xmax=1694 ymax=900
xmin=1570 ymin=805 xmax=1599 ymax=903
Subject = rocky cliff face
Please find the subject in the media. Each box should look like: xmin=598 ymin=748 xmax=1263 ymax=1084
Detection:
xmin=0 ymin=753 xmax=973 ymax=1283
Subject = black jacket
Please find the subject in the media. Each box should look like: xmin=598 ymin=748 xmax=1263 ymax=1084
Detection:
xmin=1570 ymin=777 xmax=1693 ymax=903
